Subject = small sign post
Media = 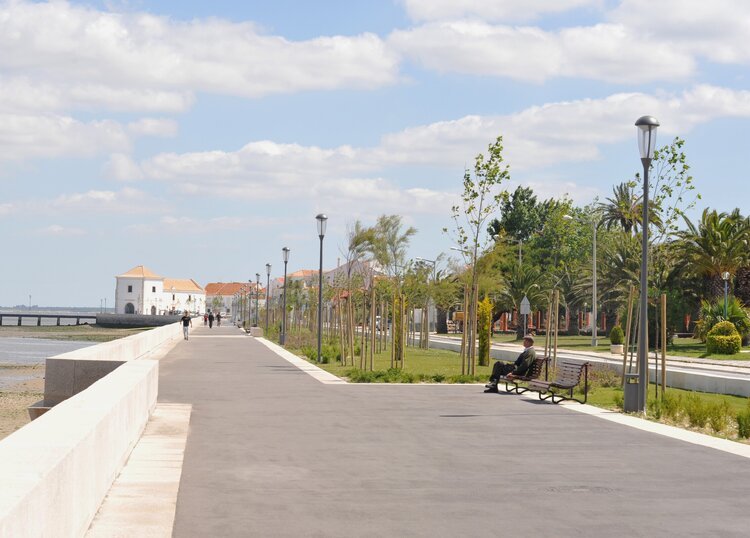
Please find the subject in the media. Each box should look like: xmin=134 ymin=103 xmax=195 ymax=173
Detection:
xmin=520 ymin=296 xmax=531 ymax=337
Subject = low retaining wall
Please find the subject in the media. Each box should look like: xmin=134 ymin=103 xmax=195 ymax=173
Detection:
xmin=96 ymin=313 xmax=181 ymax=328
xmin=0 ymin=320 xmax=182 ymax=536
xmin=0 ymin=360 xmax=159 ymax=537
xmin=40 ymin=320 xmax=183 ymax=408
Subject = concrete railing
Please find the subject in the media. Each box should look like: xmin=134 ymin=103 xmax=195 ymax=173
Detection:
xmin=39 ymin=321 xmax=182 ymax=409
xmin=0 ymin=321 xmax=182 ymax=536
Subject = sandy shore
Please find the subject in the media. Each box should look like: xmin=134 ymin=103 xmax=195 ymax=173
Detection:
xmin=0 ymin=364 xmax=44 ymax=440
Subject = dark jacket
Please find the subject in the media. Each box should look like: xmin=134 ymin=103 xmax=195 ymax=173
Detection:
xmin=512 ymin=346 xmax=536 ymax=376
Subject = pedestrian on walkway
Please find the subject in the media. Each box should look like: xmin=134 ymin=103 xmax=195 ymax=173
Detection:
xmin=208 ymin=311 xmax=214 ymax=328
xmin=216 ymin=312 xmax=222 ymax=327
xmin=181 ymin=311 xmax=192 ymax=340
xmin=484 ymin=336 xmax=536 ymax=393
xmin=204 ymin=313 xmax=208 ymax=326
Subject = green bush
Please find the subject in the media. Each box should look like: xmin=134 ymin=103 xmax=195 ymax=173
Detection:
xmin=706 ymin=321 xmax=742 ymax=355
xmin=683 ymin=393 xmax=710 ymax=428
xmin=707 ymin=401 xmax=731 ymax=433
xmin=477 ymin=298 xmax=493 ymax=366
xmin=737 ymin=401 xmax=750 ymax=439
xmin=694 ymin=297 xmax=750 ymax=342
xmin=609 ymin=325 xmax=624 ymax=345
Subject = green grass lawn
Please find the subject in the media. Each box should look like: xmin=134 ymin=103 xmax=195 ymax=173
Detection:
xmin=315 ymin=345 xmax=493 ymax=381
xmin=585 ymin=383 xmax=750 ymax=414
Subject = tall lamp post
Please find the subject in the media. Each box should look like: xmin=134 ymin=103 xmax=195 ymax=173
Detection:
xmin=265 ymin=263 xmax=272 ymax=330
xmin=316 ymin=213 xmax=328 ymax=363
xmin=281 ymin=247 xmax=290 ymax=345
xmin=722 ymin=272 xmax=731 ymax=318
xmin=564 ymin=214 xmax=601 ymax=346
xmin=415 ymin=256 xmax=437 ymax=349
xmin=255 ymin=273 xmax=260 ymax=327
xmin=635 ymin=115 xmax=659 ymax=412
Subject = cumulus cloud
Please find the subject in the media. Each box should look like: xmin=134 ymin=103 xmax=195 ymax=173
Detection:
xmin=0 ymin=113 xmax=131 ymax=160
xmin=389 ymin=21 xmax=694 ymax=83
xmin=121 ymin=85 xmax=750 ymax=207
xmin=126 ymin=118 xmax=179 ymax=137
xmin=400 ymin=0 xmax=602 ymax=22
xmin=0 ymin=0 xmax=399 ymax=110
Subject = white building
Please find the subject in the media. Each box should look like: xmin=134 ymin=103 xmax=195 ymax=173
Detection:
xmin=114 ymin=265 xmax=205 ymax=315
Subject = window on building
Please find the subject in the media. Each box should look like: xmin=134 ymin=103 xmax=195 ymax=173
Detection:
xmin=152 ymin=286 xmax=156 ymax=293
xmin=172 ymin=294 xmax=175 ymax=300
xmin=188 ymin=295 xmax=191 ymax=300
xmin=127 ymin=285 xmax=132 ymax=293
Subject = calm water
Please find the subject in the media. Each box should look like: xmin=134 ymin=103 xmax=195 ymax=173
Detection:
xmin=0 ymin=338 xmax=94 ymax=365
xmin=0 ymin=309 xmax=100 ymax=327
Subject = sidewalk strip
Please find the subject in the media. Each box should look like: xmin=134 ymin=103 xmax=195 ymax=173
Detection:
xmin=86 ymin=403 xmax=193 ymax=538
xmin=255 ymin=338 xmax=347 ymax=384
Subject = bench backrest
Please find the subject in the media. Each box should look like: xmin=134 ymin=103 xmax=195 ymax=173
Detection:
xmin=553 ymin=361 xmax=588 ymax=388
xmin=526 ymin=357 xmax=549 ymax=380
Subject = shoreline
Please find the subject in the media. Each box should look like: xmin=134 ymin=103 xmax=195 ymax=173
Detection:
xmin=0 ymin=324 xmax=150 ymax=342
xmin=0 ymin=364 xmax=44 ymax=440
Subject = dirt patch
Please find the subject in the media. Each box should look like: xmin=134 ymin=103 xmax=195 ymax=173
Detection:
xmin=0 ymin=364 xmax=45 ymax=440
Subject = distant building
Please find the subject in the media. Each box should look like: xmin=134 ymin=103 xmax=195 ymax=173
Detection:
xmin=205 ymin=281 xmax=264 ymax=319
xmin=114 ymin=265 xmax=205 ymax=315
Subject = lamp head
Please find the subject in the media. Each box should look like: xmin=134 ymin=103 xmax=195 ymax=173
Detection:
xmin=282 ymin=247 xmax=290 ymax=263
xmin=635 ymin=115 xmax=660 ymax=160
xmin=316 ymin=213 xmax=328 ymax=237
xmin=722 ymin=271 xmax=731 ymax=281
xmin=266 ymin=263 xmax=271 ymax=276
xmin=256 ymin=273 xmax=260 ymax=282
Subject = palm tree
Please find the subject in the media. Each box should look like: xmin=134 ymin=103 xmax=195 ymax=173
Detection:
xmin=498 ymin=265 xmax=546 ymax=338
xmin=675 ymin=208 xmax=750 ymax=298
xmin=599 ymin=182 xmax=662 ymax=234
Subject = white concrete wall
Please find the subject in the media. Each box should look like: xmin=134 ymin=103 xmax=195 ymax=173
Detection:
xmin=0 ymin=360 xmax=159 ymax=537
xmin=0 ymin=321 xmax=183 ymax=536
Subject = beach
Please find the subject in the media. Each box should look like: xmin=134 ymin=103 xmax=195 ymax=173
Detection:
xmin=0 ymin=325 xmax=146 ymax=440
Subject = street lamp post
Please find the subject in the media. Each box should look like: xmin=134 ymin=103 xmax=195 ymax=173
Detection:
xmin=255 ymin=273 xmax=260 ymax=327
xmin=634 ymin=115 xmax=659 ymax=413
xmin=281 ymin=247 xmax=290 ymax=345
xmin=415 ymin=257 xmax=437 ymax=349
xmin=265 ymin=263 xmax=271 ymax=331
xmin=316 ymin=214 xmax=328 ymax=363
xmin=722 ymin=272 xmax=731 ymax=318
xmin=564 ymin=214 xmax=600 ymax=346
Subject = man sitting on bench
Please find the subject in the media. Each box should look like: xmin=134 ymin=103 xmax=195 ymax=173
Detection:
xmin=484 ymin=336 xmax=536 ymax=393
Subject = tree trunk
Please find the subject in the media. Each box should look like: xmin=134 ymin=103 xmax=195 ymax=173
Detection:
xmin=436 ymin=307 xmax=448 ymax=334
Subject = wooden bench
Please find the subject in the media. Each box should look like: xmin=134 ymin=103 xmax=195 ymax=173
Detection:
xmin=499 ymin=356 xmax=550 ymax=394
xmin=526 ymin=360 xmax=590 ymax=404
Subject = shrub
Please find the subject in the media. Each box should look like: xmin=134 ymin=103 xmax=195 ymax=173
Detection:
xmin=477 ymin=297 xmax=493 ymax=366
xmin=661 ymin=392 xmax=682 ymax=421
xmin=707 ymin=401 xmax=731 ymax=433
xmin=609 ymin=325 xmax=624 ymax=345
xmin=706 ymin=320 xmax=742 ymax=355
xmin=683 ymin=393 xmax=710 ymax=428
xmin=693 ymin=297 xmax=750 ymax=342
xmin=737 ymin=401 xmax=750 ymax=439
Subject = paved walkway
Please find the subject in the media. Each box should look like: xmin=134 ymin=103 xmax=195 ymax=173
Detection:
xmin=157 ymin=325 xmax=750 ymax=537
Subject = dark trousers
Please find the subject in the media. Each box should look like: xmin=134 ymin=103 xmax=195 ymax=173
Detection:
xmin=490 ymin=361 xmax=515 ymax=382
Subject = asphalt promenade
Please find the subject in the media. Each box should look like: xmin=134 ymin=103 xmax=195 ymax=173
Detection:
xmin=158 ymin=325 xmax=750 ymax=537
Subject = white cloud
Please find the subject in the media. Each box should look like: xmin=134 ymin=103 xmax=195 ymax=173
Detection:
xmin=0 ymin=113 xmax=130 ymax=161
xmin=389 ymin=21 xmax=694 ymax=83
xmin=126 ymin=215 xmax=278 ymax=235
xmin=0 ymin=188 xmax=166 ymax=217
xmin=400 ymin=0 xmax=602 ymax=22
xmin=127 ymin=118 xmax=178 ymax=137
xmin=611 ymin=0 xmax=750 ymax=64
xmin=0 ymin=1 xmax=400 ymax=111
xmin=104 ymin=153 xmax=145 ymax=182
xmin=95 ymin=85 xmax=750 ymax=211
xmin=36 ymin=224 xmax=86 ymax=236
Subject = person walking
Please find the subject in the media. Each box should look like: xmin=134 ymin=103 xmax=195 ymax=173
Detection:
xmin=203 ymin=313 xmax=208 ymax=326
xmin=208 ymin=311 xmax=214 ymax=328
xmin=181 ymin=311 xmax=192 ymax=340
xmin=216 ymin=312 xmax=222 ymax=327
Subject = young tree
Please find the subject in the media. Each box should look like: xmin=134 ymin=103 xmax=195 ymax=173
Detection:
xmin=444 ymin=136 xmax=510 ymax=375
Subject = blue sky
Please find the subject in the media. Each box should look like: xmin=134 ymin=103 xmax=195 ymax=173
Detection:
xmin=1 ymin=0 xmax=749 ymax=307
